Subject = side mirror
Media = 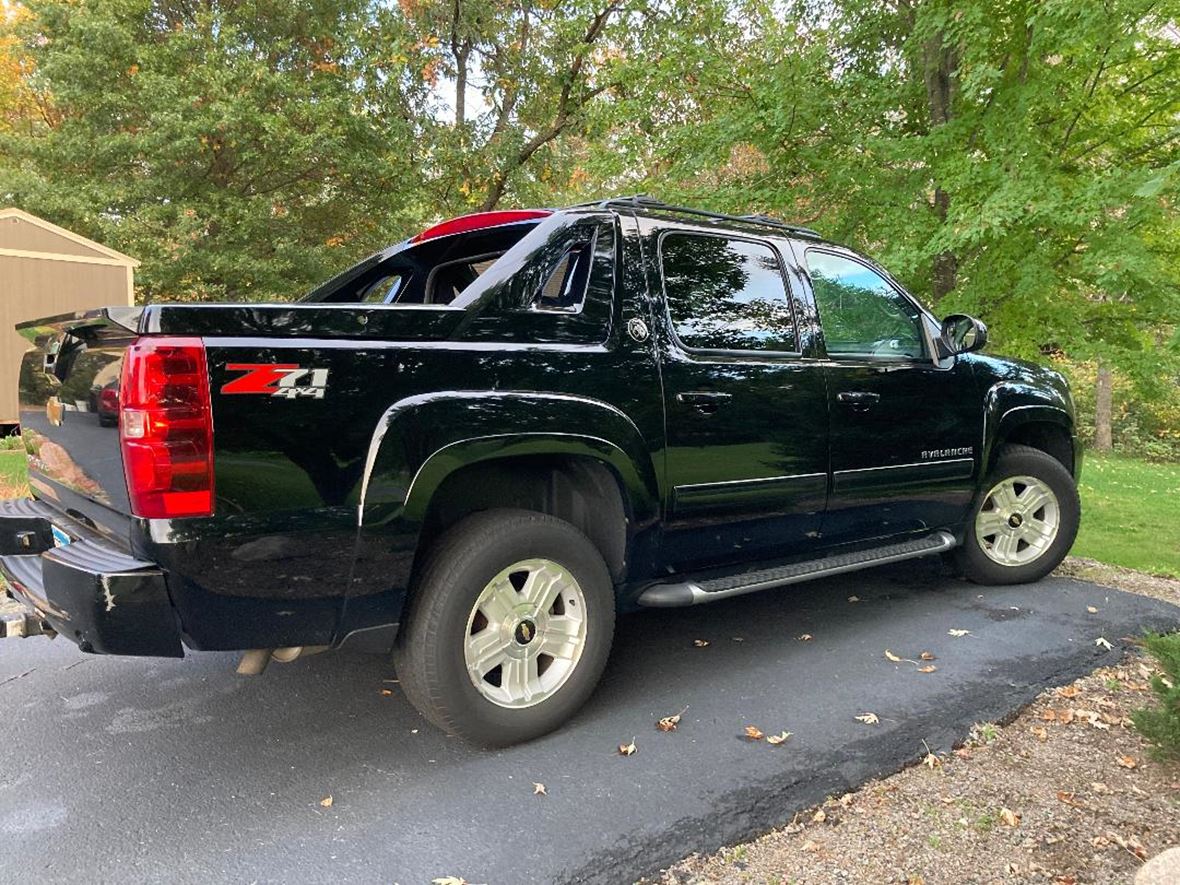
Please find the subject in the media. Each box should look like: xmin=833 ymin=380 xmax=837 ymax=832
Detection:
xmin=939 ymin=314 xmax=988 ymax=356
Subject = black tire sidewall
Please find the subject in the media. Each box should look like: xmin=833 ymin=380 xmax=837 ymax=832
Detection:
xmin=957 ymin=446 xmax=1080 ymax=585
xmin=397 ymin=510 xmax=615 ymax=746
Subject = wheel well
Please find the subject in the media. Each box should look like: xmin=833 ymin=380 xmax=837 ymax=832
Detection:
xmin=996 ymin=422 xmax=1074 ymax=475
xmin=415 ymin=455 xmax=630 ymax=582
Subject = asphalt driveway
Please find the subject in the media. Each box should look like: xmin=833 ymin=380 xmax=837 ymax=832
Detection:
xmin=1 ymin=561 xmax=1177 ymax=884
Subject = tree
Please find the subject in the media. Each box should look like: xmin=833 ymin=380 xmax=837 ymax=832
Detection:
xmin=0 ymin=0 xmax=423 ymax=302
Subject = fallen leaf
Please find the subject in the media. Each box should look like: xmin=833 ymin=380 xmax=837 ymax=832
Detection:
xmin=618 ymin=738 xmax=637 ymax=756
xmin=812 ymin=808 xmax=826 ymax=823
xmin=319 ymin=795 xmax=333 ymax=808
xmin=744 ymin=725 xmax=765 ymax=741
xmin=431 ymin=878 xmax=467 ymax=885
xmin=923 ymin=751 xmax=941 ymax=769
xmin=920 ymin=651 xmax=936 ymax=661
xmin=1056 ymin=685 xmax=1081 ymax=698
xmin=1087 ymin=605 xmax=1099 ymax=614
xmin=847 ymin=595 xmax=860 ymax=603
xmin=657 ymin=707 xmax=688 ymax=732
xmin=533 ymin=782 xmax=547 ymax=796
xmin=855 ymin=713 xmax=879 ymax=725
xmin=1116 ymin=755 xmax=1138 ymax=770
xmin=766 ymin=730 xmax=793 ymax=745
xmin=917 ymin=665 xmax=938 ymax=673
xmin=798 ymin=633 xmax=813 ymax=641
xmin=1060 ymin=709 xmax=1075 ymax=725
xmin=1110 ymin=831 xmax=1147 ymax=859
xmin=885 ymin=649 xmax=902 ymax=662
xmin=801 ymin=839 xmax=819 ymax=852
xmin=1096 ymin=637 xmax=1113 ymax=650
xmin=1000 ymin=807 xmax=1021 ymax=827
xmin=692 ymin=639 xmax=710 ymax=648
xmin=839 ymin=793 xmax=854 ymax=807
xmin=380 ymin=689 xmax=394 ymax=696
xmin=1056 ymin=790 xmax=1083 ymax=807
xmin=948 ymin=629 xmax=970 ymax=637
xmin=1031 ymin=726 xmax=1048 ymax=741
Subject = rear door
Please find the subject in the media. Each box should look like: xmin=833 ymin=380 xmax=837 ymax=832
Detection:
xmin=645 ymin=220 xmax=829 ymax=573
xmin=798 ymin=246 xmax=981 ymax=543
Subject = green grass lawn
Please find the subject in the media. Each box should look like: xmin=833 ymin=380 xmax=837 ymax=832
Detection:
xmin=0 ymin=450 xmax=28 ymax=498
xmin=1074 ymin=453 xmax=1180 ymax=578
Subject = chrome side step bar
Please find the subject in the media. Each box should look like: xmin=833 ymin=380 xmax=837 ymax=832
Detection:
xmin=636 ymin=531 xmax=957 ymax=608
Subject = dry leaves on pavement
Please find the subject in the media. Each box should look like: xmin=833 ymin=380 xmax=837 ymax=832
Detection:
xmin=855 ymin=713 xmax=880 ymax=725
xmin=618 ymin=738 xmax=637 ymax=756
xmin=657 ymin=707 xmax=688 ymax=732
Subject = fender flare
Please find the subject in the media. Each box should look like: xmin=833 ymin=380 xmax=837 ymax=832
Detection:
xmin=982 ymin=382 xmax=1074 ymax=472
xmin=357 ymin=390 xmax=660 ymax=531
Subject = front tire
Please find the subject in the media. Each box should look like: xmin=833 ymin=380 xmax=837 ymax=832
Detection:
xmin=955 ymin=444 xmax=1080 ymax=585
xmin=393 ymin=509 xmax=615 ymax=746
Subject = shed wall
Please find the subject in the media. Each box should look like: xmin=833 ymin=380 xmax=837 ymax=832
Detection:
xmin=0 ymin=254 xmax=132 ymax=422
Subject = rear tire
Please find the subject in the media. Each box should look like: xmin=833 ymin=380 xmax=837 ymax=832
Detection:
xmin=955 ymin=444 xmax=1080 ymax=585
xmin=393 ymin=508 xmax=615 ymax=746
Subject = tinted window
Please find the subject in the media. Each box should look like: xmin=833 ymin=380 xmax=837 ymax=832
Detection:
xmin=661 ymin=233 xmax=796 ymax=352
xmin=806 ymin=251 xmax=925 ymax=359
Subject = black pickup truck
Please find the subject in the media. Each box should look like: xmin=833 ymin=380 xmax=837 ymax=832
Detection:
xmin=0 ymin=196 xmax=1081 ymax=745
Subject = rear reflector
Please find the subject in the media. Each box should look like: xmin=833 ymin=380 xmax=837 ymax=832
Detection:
xmin=411 ymin=209 xmax=551 ymax=243
xmin=119 ymin=337 xmax=214 ymax=519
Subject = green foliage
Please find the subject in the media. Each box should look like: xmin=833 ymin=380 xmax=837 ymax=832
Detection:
xmin=1131 ymin=631 xmax=1180 ymax=761
xmin=1 ymin=0 xmax=423 ymax=302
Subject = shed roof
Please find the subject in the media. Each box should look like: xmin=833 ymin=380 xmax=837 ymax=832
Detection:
xmin=0 ymin=207 xmax=140 ymax=267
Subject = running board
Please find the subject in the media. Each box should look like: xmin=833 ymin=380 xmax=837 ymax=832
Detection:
xmin=636 ymin=531 xmax=957 ymax=608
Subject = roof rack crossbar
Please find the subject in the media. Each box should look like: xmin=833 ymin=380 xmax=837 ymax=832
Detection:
xmin=588 ymin=195 xmax=820 ymax=238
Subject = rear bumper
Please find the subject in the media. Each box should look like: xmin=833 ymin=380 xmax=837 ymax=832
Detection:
xmin=0 ymin=499 xmax=183 ymax=657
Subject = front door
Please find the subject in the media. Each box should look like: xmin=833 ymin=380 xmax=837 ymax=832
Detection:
xmin=799 ymin=246 xmax=982 ymax=543
xmin=647 ymin=222 xmax=829 ymax=573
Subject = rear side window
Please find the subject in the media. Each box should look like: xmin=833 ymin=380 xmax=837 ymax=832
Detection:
xmin=660 ymin=233 xmax=797 ymax=353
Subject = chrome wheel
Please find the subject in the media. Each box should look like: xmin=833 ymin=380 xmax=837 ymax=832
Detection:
xmin=975 ymin=475 xmax=1061 ymax=567
xmin=463 ymin=558 xmax=587 ymax=709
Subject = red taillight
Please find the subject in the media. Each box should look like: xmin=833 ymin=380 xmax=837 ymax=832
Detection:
xmin=119 ymin=337 xmax=214 ymax=519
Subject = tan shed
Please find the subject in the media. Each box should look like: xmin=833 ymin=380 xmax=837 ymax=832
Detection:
xmin=0 ymin=208 xmax=138 ymax=426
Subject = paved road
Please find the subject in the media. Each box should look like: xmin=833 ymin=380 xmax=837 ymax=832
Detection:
xmin=1 ymin=562 xmax=1177 ymax=884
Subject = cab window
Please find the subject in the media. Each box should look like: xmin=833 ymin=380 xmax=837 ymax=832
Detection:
xmin=660 ymin=233 xmax=797 ymax=353
xmin=806 ymin=250 xmax=925 ymax=359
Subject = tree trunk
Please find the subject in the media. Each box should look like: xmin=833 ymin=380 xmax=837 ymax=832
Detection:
xmin=1094 ymin=363 xmax=1113 ymax=452
xmin=923 ymin=32 xmax=959 ymax=304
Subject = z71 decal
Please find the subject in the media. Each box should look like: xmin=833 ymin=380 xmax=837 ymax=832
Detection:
xmin=221 ymin=364 xmax=330 ymax=399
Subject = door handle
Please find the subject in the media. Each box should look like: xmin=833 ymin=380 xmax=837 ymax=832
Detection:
xmin=836 ymin=391 xmax=881 ymax=410
xmin=676 ymin=391 xmax=732 ymax=414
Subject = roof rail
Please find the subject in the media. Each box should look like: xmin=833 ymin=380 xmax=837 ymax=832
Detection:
xmin=588 ymin=195 xmax=821 ymax=238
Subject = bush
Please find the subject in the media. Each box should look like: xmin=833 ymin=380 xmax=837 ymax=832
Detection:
xmin=1131 ymin=631 xmax=1180 ymax=761
xmin=0 ymin=435 xmax=23 ymax=451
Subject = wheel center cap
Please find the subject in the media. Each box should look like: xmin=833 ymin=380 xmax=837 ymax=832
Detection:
xmin=514 ymin=619 xmax=537 ymax=646
xmin=1008 ymin=513 xmax=1023 ymax=528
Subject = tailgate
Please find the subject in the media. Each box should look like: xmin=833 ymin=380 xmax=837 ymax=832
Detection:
xmin=15 ymin=307 xmax=143 ymax=544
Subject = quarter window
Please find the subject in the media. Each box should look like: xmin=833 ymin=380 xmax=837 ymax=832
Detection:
xmin=661 ymin=233 xmax=797 ymax=352
xmin=806 ymin=251 xmax=925 ymax=359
